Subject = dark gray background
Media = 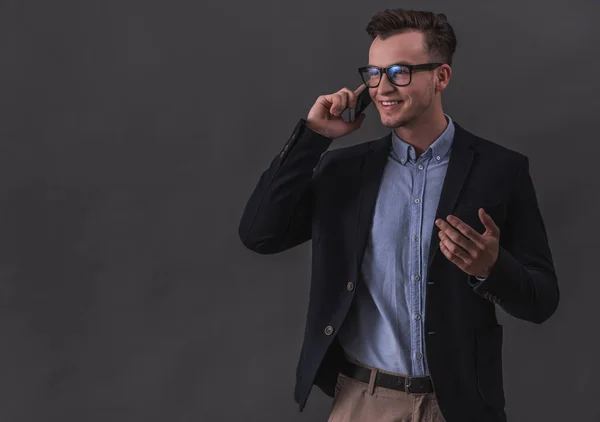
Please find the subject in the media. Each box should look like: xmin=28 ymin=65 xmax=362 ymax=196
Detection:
xmin=1 ymin=0 xmax=598 ymax=421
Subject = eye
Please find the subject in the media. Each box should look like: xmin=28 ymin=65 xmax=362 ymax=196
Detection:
xmin=388 ymin=65 xmax=409 ymax=77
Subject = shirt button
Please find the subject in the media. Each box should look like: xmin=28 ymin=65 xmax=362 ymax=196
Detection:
xmin=414 ymin=198 xmax=420 ymax=204
xmin=416 ymin=353 xmax=423 ymax=359
xmin=347 ymin=282 xmax=355 ymax=291
xmin=413 ymin=235 xmax=419 ymax=242
xmin=414 ymin=275 xmax=421 ymax=281
xmin=418 ymin=164 xmax=424 ymax=170
xmin=324 ymin=326 xmax=334 ymax=336
xmin=415 ymin=314 xmax=421 ymax=320
xmin=436 ymin=155 xmax=441 ymax=161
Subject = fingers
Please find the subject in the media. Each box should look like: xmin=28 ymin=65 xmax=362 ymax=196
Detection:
xmin=330 ymin=87 xmax=362 ymax=116
xmin=340 ymin=87 xmax=359 ymax=108
xmin=440 ymin=238 xmax=464 ymax=262
xmin=315 ymin=94 xmax=340 ymax=117
xmin=330 ymin=93 xmax=346 ymax=116
xmin=439 ymin=240 xmax=468 ymax=270
xmin=354 ymin=83 xmax=367 ymax=96
xmin=331 ymin=91 xmax=349 ymax=116
xmin=439 ymin=231 xmax=472 ymax=264
xmin=345 ymin=84 xmax=368 ymax=108
xmin=318 ymin=86 xmax=367 ymax=117
xmin=435 ymin=217 xmax=482 ymax=263
xmin=436 ymin=216 xmax=484 ymax=249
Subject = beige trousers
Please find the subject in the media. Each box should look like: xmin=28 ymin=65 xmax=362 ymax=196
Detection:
xmin=327 ymin=371 xmax=446 ymax=422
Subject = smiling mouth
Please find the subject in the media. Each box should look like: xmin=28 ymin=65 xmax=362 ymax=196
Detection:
xmin=380 ymin=100 xmax=403 ymax=109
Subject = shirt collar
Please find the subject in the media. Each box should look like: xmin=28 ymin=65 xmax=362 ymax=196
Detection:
xmin=391 ymin=114 xmax=455 ymax=165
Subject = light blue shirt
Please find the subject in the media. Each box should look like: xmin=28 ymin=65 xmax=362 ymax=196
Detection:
xmin=337 ymin=115 xmax=455 ymax=376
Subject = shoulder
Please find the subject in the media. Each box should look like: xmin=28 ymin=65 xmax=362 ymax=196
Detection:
xmin=455 ymin=122 xmax=529 ymax=168
xmin=318 ymin=135 xmax=389 ymax=169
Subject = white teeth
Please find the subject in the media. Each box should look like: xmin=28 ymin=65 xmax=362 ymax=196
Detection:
xmin=382 ymin=101 xmax=400 ymax=105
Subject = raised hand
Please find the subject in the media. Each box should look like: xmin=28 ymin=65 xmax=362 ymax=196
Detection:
xmin=435 ymin=208 xmax=500 ymax=279
xmin=306 ymin=85 xmax=368 ymax=140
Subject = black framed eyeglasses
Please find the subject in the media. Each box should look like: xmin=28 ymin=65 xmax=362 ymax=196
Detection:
xmin=358 ymin=62 xmax=444 ymax=88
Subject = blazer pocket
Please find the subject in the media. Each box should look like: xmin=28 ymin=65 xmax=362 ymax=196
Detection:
xmin=453 ymin=199 xmax=503 ymax=215
xmin=475 ymin=324 xmax=506 ymax=410
xmin=452 ymin=200 xmax=506 ymax=234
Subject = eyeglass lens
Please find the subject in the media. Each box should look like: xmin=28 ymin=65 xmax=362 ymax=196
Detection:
xmin=360 ymin=65 xmax=410 ymax=87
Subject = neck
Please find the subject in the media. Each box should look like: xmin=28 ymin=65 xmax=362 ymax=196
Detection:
xmin=393 ymin=106 xmax=448 ymax=157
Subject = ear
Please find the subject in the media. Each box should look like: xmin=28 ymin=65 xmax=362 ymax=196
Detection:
xmin=436 ymin=65 xmax=452 ymax=91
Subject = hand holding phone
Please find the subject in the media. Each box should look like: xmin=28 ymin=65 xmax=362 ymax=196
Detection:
xmin=306 ymin=85 xmax=368 ymax=140
xmin=349 ymin=86 xmax=372 ymax=123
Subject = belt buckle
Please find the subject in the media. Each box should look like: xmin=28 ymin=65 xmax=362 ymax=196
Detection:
xmin=404 ymin=376 xmax=413 ymax=394
xmin=405 ymin=377 xmax=426 ymax=395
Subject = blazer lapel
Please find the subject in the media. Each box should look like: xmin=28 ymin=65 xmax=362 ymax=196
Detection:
xmin=426 ymin=122 xmax=476 ymax=268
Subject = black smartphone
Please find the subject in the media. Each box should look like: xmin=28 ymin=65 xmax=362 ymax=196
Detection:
xmin=349 ymin=88 xmax=372 ymax=122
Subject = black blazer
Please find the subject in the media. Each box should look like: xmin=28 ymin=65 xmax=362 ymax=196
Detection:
xmin=238 ymin=118 xmax=559 ymax=422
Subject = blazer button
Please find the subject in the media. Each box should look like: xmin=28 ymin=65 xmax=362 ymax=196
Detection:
xmin=347 ymin=282 xmax=355 ymax=291
xmin=324 ymin=326 xmax=334 ymax=336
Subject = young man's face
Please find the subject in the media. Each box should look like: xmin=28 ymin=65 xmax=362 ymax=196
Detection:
xmin=367 ymin=31 xmax=448 ymax=129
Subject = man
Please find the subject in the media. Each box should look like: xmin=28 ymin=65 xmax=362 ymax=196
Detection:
xmin=238 ymin=8 xmax=559 ymax=422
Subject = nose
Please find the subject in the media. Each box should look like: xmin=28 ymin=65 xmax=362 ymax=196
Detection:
xmin=376 ymin=72 xmax=396 ymax=96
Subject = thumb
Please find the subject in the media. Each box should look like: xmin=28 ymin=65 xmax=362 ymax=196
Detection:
xmin=479 ymin=208 xmax=500 ymax=237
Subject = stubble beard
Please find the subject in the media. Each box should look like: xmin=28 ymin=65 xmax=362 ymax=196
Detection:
xmin=380 ymin=94 xmax=434 ymax=130
xmin=380 ymin=103 xmax=421 ymax=129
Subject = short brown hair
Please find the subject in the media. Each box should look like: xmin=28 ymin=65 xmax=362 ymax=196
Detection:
xmin=366 ymin=9 xmax=457 ymax=66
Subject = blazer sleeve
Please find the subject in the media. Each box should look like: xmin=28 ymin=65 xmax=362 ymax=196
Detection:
xmin=471 ymin=156 xmax=560 ymax=324
xmin=238 ymin=119 xmax=332 ymax=254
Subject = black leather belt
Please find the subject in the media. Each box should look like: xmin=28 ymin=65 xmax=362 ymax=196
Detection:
xmin=340 ymin=359 xmax=434 ymax=394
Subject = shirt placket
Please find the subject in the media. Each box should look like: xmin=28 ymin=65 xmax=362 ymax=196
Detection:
xmin=410 ymin=151 xmax=429 ymax=376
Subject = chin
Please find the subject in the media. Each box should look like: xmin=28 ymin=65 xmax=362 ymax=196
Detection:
xmin=379 ymin=114 xmax=412 ymax=128
xmin=377 ymin=106 xmax=410 ymax=128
